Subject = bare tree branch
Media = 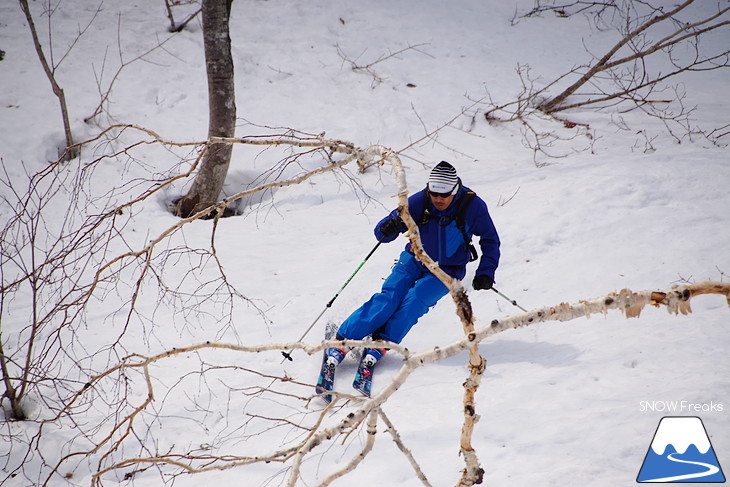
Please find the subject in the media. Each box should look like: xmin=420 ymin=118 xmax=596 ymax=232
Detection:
xmin=486 ymin=0 xmax=729 ymax=161
xmin=337 ymin=42 xmax=432 ymax=88
xmin=4 ymin=122 xmax=728 ymax=487
xmin=68 ymin=280 xmax=728 ymax=486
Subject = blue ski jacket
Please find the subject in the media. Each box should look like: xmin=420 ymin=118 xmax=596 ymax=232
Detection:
xmin=374 ymin=186 xmax=501 ymax=281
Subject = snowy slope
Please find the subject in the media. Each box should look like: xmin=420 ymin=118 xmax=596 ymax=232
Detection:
xmin=0 ymin=1 xmax=728 ymax=486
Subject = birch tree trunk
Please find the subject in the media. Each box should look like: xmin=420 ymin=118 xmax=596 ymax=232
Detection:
xmin=18 ymin=0 xmax=78 ymax=161
xmin=175 ymin=0 xmax=236 ymax=218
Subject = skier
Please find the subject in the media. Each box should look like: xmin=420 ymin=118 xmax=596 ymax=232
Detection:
xmin=318 ymin=161 xmax=500 ymax=398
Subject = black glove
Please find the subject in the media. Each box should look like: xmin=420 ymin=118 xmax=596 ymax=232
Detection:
xmin=472 ymin=274 xmax=494 ymax=291
xmin=379 ymin=217 xmax=403 ymax=237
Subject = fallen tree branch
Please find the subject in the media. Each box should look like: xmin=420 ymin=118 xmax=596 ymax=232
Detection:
xmin=318 ymin=408 xmax=379 ymax=486
xmin=282 ymin=281 xmax=730 ymax=485
xmin=483 ymin=281 xmax=730 ymax=339
xmin=390 ymin=152 xmax=485 ymax=485
xmin=70 ymin=280 xmax=728 ymax=485
xmin=379 ymin=409 xmax=433 ymax=486
xmin=24 ymin=125 xmax=729 ymax=486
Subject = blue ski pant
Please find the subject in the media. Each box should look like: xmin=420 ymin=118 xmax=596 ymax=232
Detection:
xmin=337 ymin=251 xmax=451 ymax=344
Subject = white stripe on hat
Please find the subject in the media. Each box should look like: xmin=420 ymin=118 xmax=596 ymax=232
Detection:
xmin=428 ymin=161 xmax=458 ymax=194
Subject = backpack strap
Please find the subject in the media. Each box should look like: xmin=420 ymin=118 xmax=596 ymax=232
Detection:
xmin=455 ymin=190 xmax=478 ymax=261
xmin=455 ymin=189 xmax=476 ymax=236
xmin=419 ymin=186 xmax=433 ymax=225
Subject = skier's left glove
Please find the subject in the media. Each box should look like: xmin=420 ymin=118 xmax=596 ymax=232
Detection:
xmin=379 ymin=217 xmax=403 ymax=237
xmin=472 ymin=274 xmax=494 ymax=291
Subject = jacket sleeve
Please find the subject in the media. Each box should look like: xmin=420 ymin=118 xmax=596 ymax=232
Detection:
xmin=467 ymin=197 xmax=501 ymax=280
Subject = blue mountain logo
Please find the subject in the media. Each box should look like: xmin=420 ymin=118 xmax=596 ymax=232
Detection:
xmin=637 ymin=416 xmax=725 ymax=483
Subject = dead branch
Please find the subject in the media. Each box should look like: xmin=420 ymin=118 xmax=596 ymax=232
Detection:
xmin=85 ymin=16 xmax=180 ymax=124
xmin=5 ymin=121 xmax=729 ymax=487
xmin=482 ymin=281 xmax=730 ymax=339
xmin=336 ymin=42 xmax=432 ymax=88
xmin=309 ymin=281 xmax=729 ymax=485
xmin=379 ymin=409 xmax=433 ymax=486
xmin=318 ymin=409 xmax=379 ymax=486
xmin=72 ymin=280 xmax=729 ymax=486
xmin=390 ymin=152 xmax=485 ymax=485
xmin=163 ymin=0 xmax=201 ymax=32
xmin=512 ymin=0 xmax=619 ymax=25
xmin=487 ymin=0 xmax=729 ymax=162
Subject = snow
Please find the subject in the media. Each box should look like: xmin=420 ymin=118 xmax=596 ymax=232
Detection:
xmin=0 ymin=1 xmax=728 ymax=486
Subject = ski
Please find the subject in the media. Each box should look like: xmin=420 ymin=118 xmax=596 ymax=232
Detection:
xmin=352 ymin=350 xmax=377 ymax=397
xmin=315 ymin=322 xmax=339 ymax=403
xmin=315 ymin=354 xmax=337 ymax=403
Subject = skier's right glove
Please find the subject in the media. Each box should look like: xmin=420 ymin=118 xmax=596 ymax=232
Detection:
xmin=379 ymin=217 xmax=403 ymax=237
xmin=472 ymin=274 xmax=494 ymax=291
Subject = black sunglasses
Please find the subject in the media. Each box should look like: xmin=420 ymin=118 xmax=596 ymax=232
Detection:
xmin=429 ymin=190 xmax=453 ymax=198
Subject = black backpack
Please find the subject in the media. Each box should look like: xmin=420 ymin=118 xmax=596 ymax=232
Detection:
xmin=418 ymin=187 xmax=478 ymax=262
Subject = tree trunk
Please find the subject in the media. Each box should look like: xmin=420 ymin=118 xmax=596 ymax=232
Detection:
xmin=175 ymin=0 xmax=236 ymax=218
xmin=19 ymin=0 xmax=79 ymax=161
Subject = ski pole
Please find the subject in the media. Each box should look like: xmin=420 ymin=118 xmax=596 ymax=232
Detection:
xmin=281 ymin=237 xmax=384 ymax=362
xmin=491 ymin=286 xmax=528 ymax=313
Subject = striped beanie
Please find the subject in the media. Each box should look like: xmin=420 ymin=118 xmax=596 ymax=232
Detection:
xmin=428 ymin=161 xmax=459 ymax=194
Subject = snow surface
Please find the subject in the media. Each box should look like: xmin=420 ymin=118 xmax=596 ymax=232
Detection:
xmin=0 ymin=1 xmax=728 ymax=486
